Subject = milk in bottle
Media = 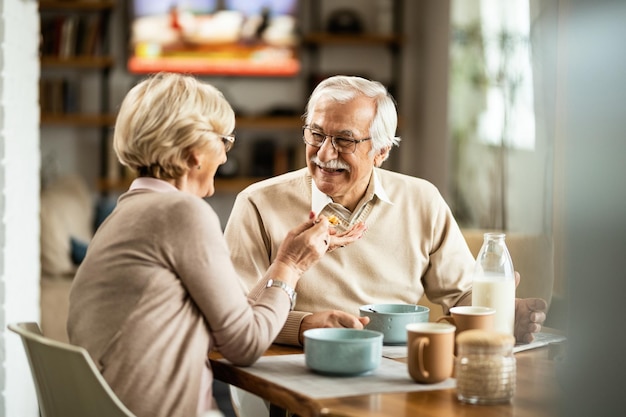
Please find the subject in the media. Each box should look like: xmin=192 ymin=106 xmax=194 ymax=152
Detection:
xmin=471 ymin=233 xmax=515 ymax=335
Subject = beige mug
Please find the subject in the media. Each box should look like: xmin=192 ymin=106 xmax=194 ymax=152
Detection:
xmin=436 ymin=306 xmax=496 ymax=336
xmin=406 ymin=322 xmax=456 ymax=384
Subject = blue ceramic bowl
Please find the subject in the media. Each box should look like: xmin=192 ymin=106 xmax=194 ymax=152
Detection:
xmin=303 ymin=328 xmax=383 ymax=376
xmin=360 ymin=304 xmax=430 ymax=345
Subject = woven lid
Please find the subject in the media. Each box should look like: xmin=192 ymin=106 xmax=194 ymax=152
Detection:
xmin=456 ymin=329 xmax=516 ymax=348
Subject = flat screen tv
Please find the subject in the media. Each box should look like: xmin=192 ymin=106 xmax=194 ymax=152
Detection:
xmin=128 ymin=0 xmax=300 ymax=77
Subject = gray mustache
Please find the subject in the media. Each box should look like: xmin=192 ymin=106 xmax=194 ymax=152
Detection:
xmin=310 ymin=156 xmax=351 ymax=171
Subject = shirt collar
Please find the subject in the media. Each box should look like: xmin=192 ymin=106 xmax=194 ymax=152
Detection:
xmin=372 ymin=169 xmax=393 ymax=205
xmin=129 ymin=177 xmax=179 ymax=193
xmin=310 ymin=169 xmax=393 ymax=214
xmin=311 ymin=181 xmax=333 ymax=215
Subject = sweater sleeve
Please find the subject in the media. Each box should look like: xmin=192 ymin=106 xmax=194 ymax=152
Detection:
xmin=420 ymin=191 xmax=474 ymax=312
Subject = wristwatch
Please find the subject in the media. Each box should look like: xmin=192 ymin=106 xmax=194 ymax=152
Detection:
xmin=266 ymin=279 xmax=297 ymax=311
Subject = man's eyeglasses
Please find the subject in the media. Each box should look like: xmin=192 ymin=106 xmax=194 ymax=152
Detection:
xmin=302 ymin=126 xmax=371 ymax=154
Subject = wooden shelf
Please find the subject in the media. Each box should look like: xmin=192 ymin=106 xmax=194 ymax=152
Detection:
xmin=235 ymin=116 xmax=302 ymax=129
xmin=214 ymin=177 xmax=266 ymax=193
xmin=41 ymin=113 xmax=116 ymax=127
xmin=39 ymin=1 xmax=116 ymax=12
xmin=41 ymin=56 xmax=114 ymax=69
xmin=40 ymin=114 xmax=303 ymax=129
xmin=98 ymin=176 xmax=266 ymax=194
xmin=302 ymin=33 xmax=404 ymax=46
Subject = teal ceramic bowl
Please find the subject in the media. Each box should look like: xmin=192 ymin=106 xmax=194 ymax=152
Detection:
xmin=303 ymin=328 xmax=383 ymax=376
xmin=360 ymin=304 xmax=430 ymax=345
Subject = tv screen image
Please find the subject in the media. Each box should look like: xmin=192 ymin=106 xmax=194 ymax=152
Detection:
xmin=128 ymin=0 xmax=300 ymax=76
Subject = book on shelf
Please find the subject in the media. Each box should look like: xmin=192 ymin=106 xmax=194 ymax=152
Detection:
xmin=59 ymin=15 xmax=79 ymax=58
xmin=40 ymin=14 xmax=104 ymax=58
xmin=40 ymin=78 xmax=80 ymax=115
xmin=81 ymin=14 xmax=103 ymax=56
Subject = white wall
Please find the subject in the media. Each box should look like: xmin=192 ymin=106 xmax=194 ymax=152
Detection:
xmin=0 ymin=0 xmax=41 ymax=416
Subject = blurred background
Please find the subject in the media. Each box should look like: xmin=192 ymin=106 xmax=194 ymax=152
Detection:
xmin=1 ymin=0 xmax=625 ymax=416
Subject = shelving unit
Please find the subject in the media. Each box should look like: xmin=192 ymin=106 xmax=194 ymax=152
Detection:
xmin=94 ymin=113 xmax=303 ymax=194
xmin=40 ymin=113 xmax=116 ymax=127
xmin=39 ymin=0 xmax=405 ymax=195
xmin=39 ymin=0 xmax=116 ymax=188
xmin=39 ymin=1 xmax=115 ymax=117
xmin=303 ymin=0 xmax=404 ymax=100
xmin=98 ymin=176 xmax=263 ymax=195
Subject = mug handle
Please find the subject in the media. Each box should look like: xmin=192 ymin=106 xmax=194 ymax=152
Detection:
xmin=412 ymin=336 xmax=430 ymax=379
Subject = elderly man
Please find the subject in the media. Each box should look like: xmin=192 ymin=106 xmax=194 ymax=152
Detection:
xmin=224 ymin=74 xmax=547 ymax=416
xmin=226 ymin=75 xmax=546 ymax=348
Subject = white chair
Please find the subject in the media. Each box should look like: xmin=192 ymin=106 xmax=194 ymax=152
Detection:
xmin=229 ymin=385 xmax=269 ymax=417
xmin=7 ymin=322 xmax=135 ymax=417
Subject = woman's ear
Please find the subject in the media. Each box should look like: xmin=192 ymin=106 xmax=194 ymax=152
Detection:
xmin=374 ymin=146 xmax=391 ymax=167
xmin=187 ymin=148 xmax=202 ymax=170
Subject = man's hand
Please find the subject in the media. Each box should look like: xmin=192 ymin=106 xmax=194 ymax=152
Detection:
xmin=514 ymin=297 xmax=547 ymax=343
xmin=513 ymin=271 xmax=548 ymax=343
xmin=299 ymin=310 xmax=370 ymax=345
xmin=327 ymin=222 xmax=367 ymax=252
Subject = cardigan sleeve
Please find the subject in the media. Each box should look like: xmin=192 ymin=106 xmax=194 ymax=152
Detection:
xmin=224 ymin=190 xmax=273 ymax=291
xmin=225 ymin=187 xmax=314 ymax=346
xmin=167 ymin=196 xmax=292 ymax=365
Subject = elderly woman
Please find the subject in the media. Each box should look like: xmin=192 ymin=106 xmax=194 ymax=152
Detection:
xmin=67 ymin=72 xmax=340 ymax=417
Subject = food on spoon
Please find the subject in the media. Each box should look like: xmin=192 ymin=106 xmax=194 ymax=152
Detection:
xmin=328 ymin=215 xmax=339 ymax=225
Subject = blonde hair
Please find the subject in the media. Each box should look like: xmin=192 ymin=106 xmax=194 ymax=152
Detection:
xmin=114 ymin=72 xmax=235 ymax=180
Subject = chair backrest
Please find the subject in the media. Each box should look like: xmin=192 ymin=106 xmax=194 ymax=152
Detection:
xmin=7 ymin=322 xmax=135 ymax=417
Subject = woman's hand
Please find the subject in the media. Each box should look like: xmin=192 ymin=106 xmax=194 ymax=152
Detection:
xmin=273 ymin=212 xmax=331 ymax=279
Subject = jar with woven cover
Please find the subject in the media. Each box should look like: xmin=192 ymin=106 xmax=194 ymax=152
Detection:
xmin=455 ymin=329 xmax=516 ymax=404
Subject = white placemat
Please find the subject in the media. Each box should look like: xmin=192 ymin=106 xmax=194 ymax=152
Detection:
xmin=381 ymin=331 xmax=567 ymax=358
xmin=220 ymin=354 xmax=455 ymax=399
xmin=513 ymin=331 xmax=566 ymax=353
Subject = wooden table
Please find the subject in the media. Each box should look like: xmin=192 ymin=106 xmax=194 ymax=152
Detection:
xmin=209 ymin=343 xmax=562 ymax=417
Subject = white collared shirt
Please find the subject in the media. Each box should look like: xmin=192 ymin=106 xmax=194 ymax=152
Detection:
xmin=310 ymin=169 xmax=393 ymax=222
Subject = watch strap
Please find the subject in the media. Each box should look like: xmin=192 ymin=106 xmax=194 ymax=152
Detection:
xmin=266 ymin=279 xmax=297 ymax=310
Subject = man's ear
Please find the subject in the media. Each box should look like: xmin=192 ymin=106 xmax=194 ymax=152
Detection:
xmin=374 ymin=146 xmax=391 ymax=167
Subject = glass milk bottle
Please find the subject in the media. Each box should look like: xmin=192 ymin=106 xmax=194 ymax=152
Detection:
xmin=472 ymin=233 xmax=515 ymax=335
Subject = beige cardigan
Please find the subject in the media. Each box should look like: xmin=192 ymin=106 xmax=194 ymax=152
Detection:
xmin=225 ymin=168 xmax=474 ymax=346
xmin=68 ymin=181 xmax=291 ymax=417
